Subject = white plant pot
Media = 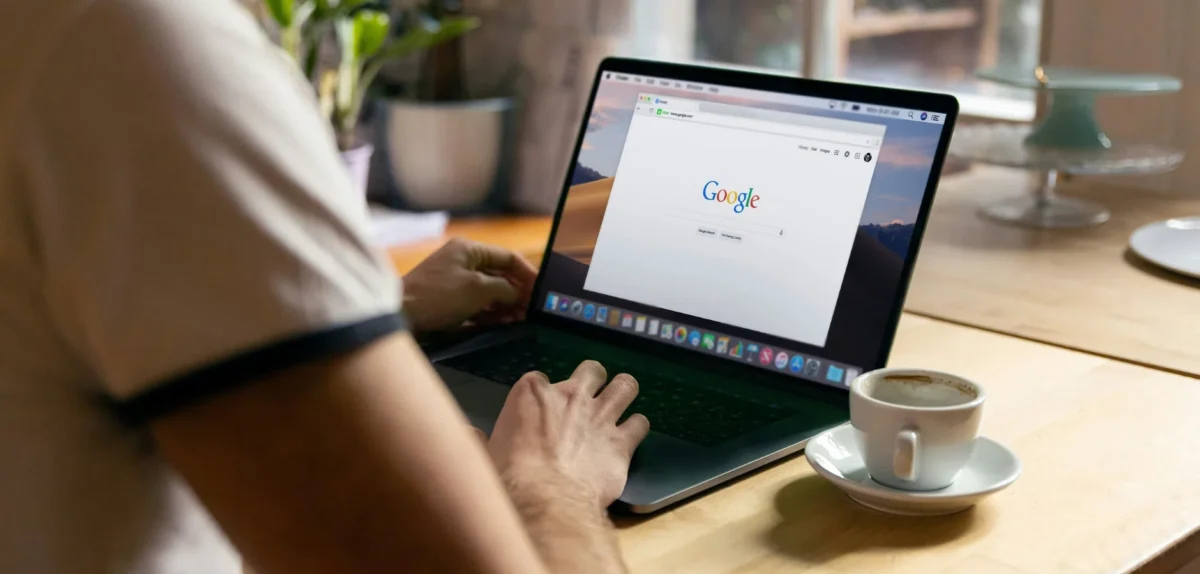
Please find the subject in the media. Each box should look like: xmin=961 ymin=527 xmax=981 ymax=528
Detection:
xmin=340 ymin=143 xmax=374 ymax=197
xmin=385 ymin=98 xmax=510 ymax=211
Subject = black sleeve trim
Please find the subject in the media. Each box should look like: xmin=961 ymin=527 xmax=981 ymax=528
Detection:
xmin=112 ymin=313 xmax=408 ymax=426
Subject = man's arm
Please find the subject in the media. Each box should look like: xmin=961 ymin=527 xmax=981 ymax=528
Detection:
xmin=25 ymin=1 xmax=643 ymax=570
xmin=505 ymin=472 xmax=625 ymax=573
xmin=151 ymin=333 xmax=635 ymax=573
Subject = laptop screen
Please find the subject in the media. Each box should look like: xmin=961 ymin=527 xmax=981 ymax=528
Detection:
xmin=535 ymin=66 xmax=951 ymax=390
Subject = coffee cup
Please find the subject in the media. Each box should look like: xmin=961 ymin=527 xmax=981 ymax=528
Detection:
xmin=849 ymin=368 xmax=985 ymax=491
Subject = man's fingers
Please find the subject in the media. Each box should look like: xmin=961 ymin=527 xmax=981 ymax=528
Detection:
xmin=473 ymin=274 xmax=520 ymax=307
xmin=566 ymin=360 xmax=607 ymax=397
xmin=469 ymin=242 xmax=538 ymax=288
xmin=595 ymin=374 xmax=639 ymax=421
xmin=509 ymin=371 xmax=550 ymax=406
xmin=470 ymin=426 xmax=488 ymax=444
xmin=616 ymin=413 xmax=651 ymax=457
xmin=469 ymin=308 xmax=521 ymax=326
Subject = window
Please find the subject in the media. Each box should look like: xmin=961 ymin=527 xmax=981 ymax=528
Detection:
xmin=621 ymin=0 xmax=1043 ymax=120
xmin=693 ymin=0 xmax=805 ymax=73
xmin=623 ymin=0 xmax=803 ymax=73
xmin=583 ymin=92 xmax=885 ymax=346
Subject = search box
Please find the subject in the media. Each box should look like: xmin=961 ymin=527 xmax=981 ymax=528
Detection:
xmin=671 ymin=208 xmax=785 ymax=239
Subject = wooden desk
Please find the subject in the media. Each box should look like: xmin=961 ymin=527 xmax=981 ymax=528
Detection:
xmin=390 ymin=216 xmax=1200 ymax=573
xmin=616 ymin=314 xmax=1200 ymax=574
xmin=906 ymin=166 xmax=1200 ymax=377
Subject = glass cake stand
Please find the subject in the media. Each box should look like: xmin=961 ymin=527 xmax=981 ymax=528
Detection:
xmin=951 ymin=66 xmax=1183 ymax=228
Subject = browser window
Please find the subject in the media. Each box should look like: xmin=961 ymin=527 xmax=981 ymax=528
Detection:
xmin=583 ymin=95 xmax=885 ymax=346
xmin=537 ymin=70 xmax=951 ymax=386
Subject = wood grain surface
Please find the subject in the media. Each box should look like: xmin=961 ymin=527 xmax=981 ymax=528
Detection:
xmin=617 ymin=314 xmax=1200 ymax=574
xmin=906 ymin=166 xmax=1200 ymax=376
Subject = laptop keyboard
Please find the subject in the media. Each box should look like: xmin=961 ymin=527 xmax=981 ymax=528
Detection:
xmin=440 ymin=339 xmax=797 ymax=446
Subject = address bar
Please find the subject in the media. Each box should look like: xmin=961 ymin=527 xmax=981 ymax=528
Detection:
xmin=657 ymin=108 xmax=879 ymax=149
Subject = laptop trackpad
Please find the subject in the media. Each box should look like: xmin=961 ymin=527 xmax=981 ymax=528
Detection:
xmin=438 ymin=366 xmax=510 ymax=435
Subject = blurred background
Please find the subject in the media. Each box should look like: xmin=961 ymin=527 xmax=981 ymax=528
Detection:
xmin=242 ymin=0 xmax=1197 ymax=214
xmin=631 ymin=0 xmax=1042 ymax=121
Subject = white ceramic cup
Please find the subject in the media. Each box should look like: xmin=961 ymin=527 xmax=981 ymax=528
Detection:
xmin=849 ymin=368 xmax=985 ymax=491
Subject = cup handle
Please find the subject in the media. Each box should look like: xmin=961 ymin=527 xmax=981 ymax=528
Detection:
xmin=894 ymin=429 xmax=919 ymax=482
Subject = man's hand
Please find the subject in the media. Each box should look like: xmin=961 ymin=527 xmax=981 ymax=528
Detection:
xmin=403 ymin=238 xmax=537 ymax=332
xmin=488 ymin=361 xmax=651 ymax=508
xmin=485 ymin=361 xmax=650 ymax=574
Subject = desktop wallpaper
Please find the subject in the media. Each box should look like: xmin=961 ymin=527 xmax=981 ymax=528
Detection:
xmin=540 ymin=78 xmax=949 ymax=367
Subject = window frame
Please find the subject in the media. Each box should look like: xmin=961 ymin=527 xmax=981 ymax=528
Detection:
xmin=622 ymin=0 xmax=1043 ymax=123
xmin=804 ymin=0 xmax=1039 ymax=122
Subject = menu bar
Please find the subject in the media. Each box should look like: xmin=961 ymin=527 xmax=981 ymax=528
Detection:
xmin=544 ymin=292 xmax=861 ymax=389
xmin=603 ymin=71 xmax=944 ymax=124
xmin=636 ymin=93 xmax=885 ymax=149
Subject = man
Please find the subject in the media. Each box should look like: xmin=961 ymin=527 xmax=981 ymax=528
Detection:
xmin=0 ymin=1 xmax=648 ymax=572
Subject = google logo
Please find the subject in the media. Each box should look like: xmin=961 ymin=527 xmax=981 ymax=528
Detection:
xmin=702 ymin=181 xmax=761 ymax=214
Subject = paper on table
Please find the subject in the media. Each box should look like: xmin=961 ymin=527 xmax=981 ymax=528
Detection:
xmin=368 ymin=207 xmax=449 ymax=248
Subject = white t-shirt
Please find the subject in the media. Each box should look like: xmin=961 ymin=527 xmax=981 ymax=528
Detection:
xmin=0 ymin=1 xmax=403 ymax=572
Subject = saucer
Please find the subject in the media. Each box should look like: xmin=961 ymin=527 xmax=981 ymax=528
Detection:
xmin=805 ymin=424 xmax=1021 ymax=516
xmin=1130 ymin=217 xmax=1200 ymax=280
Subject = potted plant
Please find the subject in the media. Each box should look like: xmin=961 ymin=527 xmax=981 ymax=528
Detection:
xmin=260 ymin=0 xmax=478 ymax=194
xmin=380 ymin=1 xmax=515 ymax=211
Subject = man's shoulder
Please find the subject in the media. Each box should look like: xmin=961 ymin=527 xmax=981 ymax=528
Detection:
xmin=2 ymin=0 xmax=255 ymax=64
xmin=0 ymin=0 xmax=245 ymax=125
xmin=0 ymin=1 xmax=90 ymax=86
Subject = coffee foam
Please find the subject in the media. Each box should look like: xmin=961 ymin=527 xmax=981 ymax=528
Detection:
xmin=867 ymin=374 xmax=978 ymax=407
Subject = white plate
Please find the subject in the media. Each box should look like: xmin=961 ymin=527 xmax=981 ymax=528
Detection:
xmin=1130 ymin=217 xmax=1200 ymax=280
xmin=805 ymin=424 xmax=1021 ymax=516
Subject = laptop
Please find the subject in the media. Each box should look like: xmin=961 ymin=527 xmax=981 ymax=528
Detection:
xmin=428 ymin=58 xmax=958 ymax=513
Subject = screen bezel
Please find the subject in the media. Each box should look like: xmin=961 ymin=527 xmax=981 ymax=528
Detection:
xmin=525 ymin=57 xmax=959 ymax=394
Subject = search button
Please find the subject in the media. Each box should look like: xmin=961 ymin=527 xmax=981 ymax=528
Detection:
xmin=719 ymin=230 xmax=743 ymax=243
xmin=697 ymin=225 xmax=717 ymax=237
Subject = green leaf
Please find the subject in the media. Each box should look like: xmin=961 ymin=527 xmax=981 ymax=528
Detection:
xmin=357 ymin=16 xmax=479 ymax=100
xmin=373 ymin=16 xmax=480 ymax=63
xmin=303 ymin=41 xmax=321 ymax=80
xmin=353 ymin=11 xmax=390 ymax=60
xmin=294 ymin=0 xmax=316 ymax=26
xmin=264 ymin=0 xmax=295 ymax=26
xmin=338 ymin=15 xmax=479 ymax=146
xmin=334 ymin=15 xmax=361 ymax=125
xmin=314 ymin=0 xmax=371 ymax=22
